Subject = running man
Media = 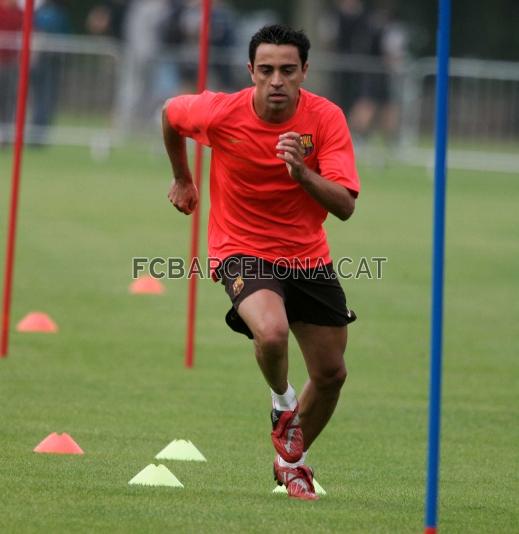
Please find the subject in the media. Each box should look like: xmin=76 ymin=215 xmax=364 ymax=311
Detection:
xmin=163 ymin=24 xmax=360 ymax=500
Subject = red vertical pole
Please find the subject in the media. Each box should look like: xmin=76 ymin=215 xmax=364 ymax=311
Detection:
xmin=1 ymin=0 xmax=35 ymax=358
xmin=184 ymin=0 xmax=212 ymax=368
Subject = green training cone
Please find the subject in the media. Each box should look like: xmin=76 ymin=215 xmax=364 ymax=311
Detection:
xmin=273 ymin=479 xmax=327 ymax=495
xmin=155 ymin=439 xmax=207 ymax=462
xmin=128 ymin=464 xmax=184 ymax=487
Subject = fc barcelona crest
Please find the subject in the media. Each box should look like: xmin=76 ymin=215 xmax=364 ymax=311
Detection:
xmin=232 ymin=275 xmax=244 ymax=296
xmin=300 ymin=134 xmax=314 ymax=157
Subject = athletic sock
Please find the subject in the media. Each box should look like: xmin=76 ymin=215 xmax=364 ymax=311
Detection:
xmin=271 ymin=383 xmax=297 ymax=411
xmin=278 ymin=450 xmax=308 ymax=468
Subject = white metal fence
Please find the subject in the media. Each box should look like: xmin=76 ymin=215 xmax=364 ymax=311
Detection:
xmin=1 ymin=32 xmax=518 ymax=172
xmin=400 ymin=58 xmax=519 ymax=173
xmin=0 ymin=32 xmax=119 ymax=152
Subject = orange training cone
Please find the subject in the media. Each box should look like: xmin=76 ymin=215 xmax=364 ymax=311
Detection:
xmin=16 ymin=312 xmax=58 ymax=333
xmin=33 ymin=432 xmax=84 ymax=455
xmin=129 ymin=275 xmax=165 ymax=295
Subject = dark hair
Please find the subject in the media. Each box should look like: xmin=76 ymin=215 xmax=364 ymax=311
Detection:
xmin=249 ymin=24 xmax=311 ymax=67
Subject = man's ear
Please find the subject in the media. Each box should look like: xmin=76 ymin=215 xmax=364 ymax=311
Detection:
xmin=247 ymin=62 xmax=255 ymax=82
xmin=302 ymin=62 xmax=309 ymax=81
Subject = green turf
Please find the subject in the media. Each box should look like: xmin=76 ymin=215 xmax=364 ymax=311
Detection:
xmin=0 ymin=145 xmax=518 ymax=533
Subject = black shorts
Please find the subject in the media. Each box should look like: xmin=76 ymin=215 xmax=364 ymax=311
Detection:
xmin=218 ymin=255 xmax=357 ymax=339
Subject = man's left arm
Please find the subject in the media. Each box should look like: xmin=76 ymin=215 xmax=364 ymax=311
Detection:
xmin=276 ymin=132 xmax=356 ymax=221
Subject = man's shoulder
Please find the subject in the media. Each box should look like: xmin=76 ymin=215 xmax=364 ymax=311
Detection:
xmin=215 ymin=87 xmax=252 ymax=112
xmin=200 ymin=87 xmax=252 ymax=120
xmin=301 ymin=89 xmax=344 ymax=117
xmin=202 ymin=88 xmax=253 ymax=130
xmin=166 ymin=88 xmax=250 ymax=117
xmin=300 ymin=90 xmax=348 ymax=138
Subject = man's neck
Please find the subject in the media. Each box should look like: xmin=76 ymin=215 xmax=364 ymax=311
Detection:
xmin=253 ymin=91 xmax=300 ymax=124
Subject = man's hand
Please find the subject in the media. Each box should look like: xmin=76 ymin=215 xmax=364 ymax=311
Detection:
xmin=276 ymin=132 xmax=308 ymax=181
xmin=276 ymin=131 xmax=356 ymax=221
xmin=168 ymin=179 xmax=199 ymax=215
xmin=162 ymin=107 xmax=198 ymax=214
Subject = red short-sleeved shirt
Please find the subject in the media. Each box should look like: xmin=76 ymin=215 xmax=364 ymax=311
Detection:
xmin=166 ymin=87 xmax=360 ymax=272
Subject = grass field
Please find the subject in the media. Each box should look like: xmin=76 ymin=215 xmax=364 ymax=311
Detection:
xmin=0 ymin=145 xmax=518 ymax=533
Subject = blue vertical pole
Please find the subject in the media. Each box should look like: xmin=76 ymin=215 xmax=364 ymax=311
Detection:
xmin=425 ymin=0 xmax=451 ymax=533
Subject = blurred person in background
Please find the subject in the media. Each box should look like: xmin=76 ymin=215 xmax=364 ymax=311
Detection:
xmin=207 ymin=0 xmax=237 ymax=90
xmin=347 ymin=2 xmax=407 ymax=146
xmin=115 ymin=0 xmax=170 ymax=132
xmin=320 ymin=0 xmax=372 ymax=116
xmin=30 ymin=0 xmax=71 ymax=145
xmin=210 ymin=0 xmax=235 ymax=46
xmin=174 ymin=0 xmax=237 ymax=91
xmin=0 ymin=0 xmax=23 ymax=146
xmin=322 ymin=0 xmax=406 ymax=146
xmin=153 ymin=0 xmax=187 ymax=106
xmin=85 ymin=0 xmax=127 ymax=40
xmin=115 ymin=0 xmax=238 ymax=133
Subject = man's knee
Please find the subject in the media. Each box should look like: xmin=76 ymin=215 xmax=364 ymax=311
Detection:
xmin=312 ymin=362 xmax=347 ymax=392
xmin=254 ymin=322 xmax=289 ymax=354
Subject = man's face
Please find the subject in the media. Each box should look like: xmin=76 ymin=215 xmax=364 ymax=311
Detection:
xmin=248 ymin=44 xmax=308 ymax=116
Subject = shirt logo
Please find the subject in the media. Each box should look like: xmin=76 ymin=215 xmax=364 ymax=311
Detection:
xmin=300 ymin=134 xmax=314 ymax=157
xmin=232 ymin=275 xmax=244 ymax=296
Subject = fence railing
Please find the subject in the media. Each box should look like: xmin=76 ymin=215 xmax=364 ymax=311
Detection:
xmin=399 ymin=57 xmax=519 ymax=173
xmin=0 ymin=32 xmax=119 ymax=152
xmin=1 ymin=32 xmax=518 ymax=172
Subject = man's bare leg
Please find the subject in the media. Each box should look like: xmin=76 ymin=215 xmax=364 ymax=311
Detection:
xmin=290 ymin=323 xmax=348 ymax=450
xmin=238 ymin=289 xmax=305 ymax=464
xmin=237 ymin=289 xmax=289 ymax=394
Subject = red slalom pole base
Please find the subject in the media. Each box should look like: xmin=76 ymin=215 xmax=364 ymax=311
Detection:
xmin=424 ymin=527 xmax=437 ymax=534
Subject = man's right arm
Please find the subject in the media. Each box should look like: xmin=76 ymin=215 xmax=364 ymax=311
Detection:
xmin=162 ymin=104 xmax=199 ymax=215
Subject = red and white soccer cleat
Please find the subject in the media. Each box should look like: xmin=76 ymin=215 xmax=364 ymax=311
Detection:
xmin=270 ymin=405 xmax=304 ymax=463
xmin=273 ymin=455 xmax=318 ymax=501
